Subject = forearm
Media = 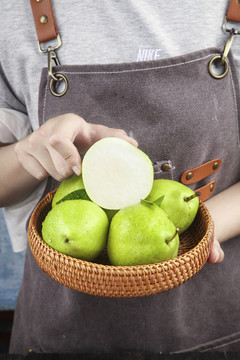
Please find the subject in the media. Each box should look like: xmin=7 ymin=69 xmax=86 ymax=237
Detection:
xmin=205 ymin=181 xmax=240 ymax=243
xmin=0 ymin=143 xmax=44 ymax=207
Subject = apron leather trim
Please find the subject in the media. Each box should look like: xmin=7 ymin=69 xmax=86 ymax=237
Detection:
xmin=29 ymin=0 xmax=58 ymax=43
xmin=181 ymin=158 xmax=222 ymax=185
xmin=226 ymin=0 xmax=240 ymax=23
xmin=195 ymin=181 xmax=216 ymax=202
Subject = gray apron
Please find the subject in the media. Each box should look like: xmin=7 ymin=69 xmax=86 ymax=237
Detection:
xmin=9 ymin=46 xmax=240 ymax=355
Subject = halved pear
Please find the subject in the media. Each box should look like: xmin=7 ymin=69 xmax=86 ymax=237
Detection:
xmin=82 ymin=137 xmax=154 ymax=210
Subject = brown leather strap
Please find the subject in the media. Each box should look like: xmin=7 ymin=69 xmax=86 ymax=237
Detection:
xmin=181 ymin=158 xmax=222 ymax=185
xmin=29 ymin=1 xmax=240 ymax=44
xmin=29 ymin=0 xmax=240 ymax=44
xmin=226 ymin=0 xmax=240 ymax=23
xmin=195 ymin=181 xmax=216 ymax=202
xmin=30 ymin=0 xmax=58 ymax=43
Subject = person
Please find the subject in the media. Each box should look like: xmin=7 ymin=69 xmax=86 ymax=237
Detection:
xmin=0 ymin=0 xmax=239 ymax=355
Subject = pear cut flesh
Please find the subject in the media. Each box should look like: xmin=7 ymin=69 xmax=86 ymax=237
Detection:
xmin=82 ymin=137 xmax=154 ymax=210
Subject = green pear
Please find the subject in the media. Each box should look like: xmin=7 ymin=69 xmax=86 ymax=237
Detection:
xmin=82 ymin=137 xmax=154 ymax=210
xmin=108 ymin=201 xmax=179 ymax=266
xmin=146 ymin=179 xmax=199 ymax=234
xmin=52 ymin=174 xmax=85 ymax=207
xmin=42 ymin=200 xmax=109 ymax=261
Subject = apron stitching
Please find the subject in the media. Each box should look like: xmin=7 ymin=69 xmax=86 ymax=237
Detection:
xmin=171 ymin=331 xmax=240 ymax=354
xmin=41 ymin=52 xmax=219 ymax=124
xmin=229 ymin=67 xmax=240 ymax=147
xmin=201 ymin=337 xmax=240 ymax=352
xmin=41 ymin=52 xmax=239 ymax=150
xmin=58 ymin=53 xmax=219 ymax=75
xmin=41 ymin=52 xmax=239 ymax=147
xmin=42 ymin=77 xmax=50 ymax=125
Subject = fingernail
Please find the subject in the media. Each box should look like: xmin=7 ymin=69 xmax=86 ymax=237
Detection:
xmin=130 ymin=138 xmax=138 ymax=147
xmin=72 ymin=165 xmax=81 ymax=176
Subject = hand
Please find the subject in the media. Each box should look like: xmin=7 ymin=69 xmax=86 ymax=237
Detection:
xmin=14 ymin=113 xmax=138 ymax=182
xmin=205 ymin=182 xmax=240 ymax=265
xmin=207 ymin=236 xmax=224 ymax=264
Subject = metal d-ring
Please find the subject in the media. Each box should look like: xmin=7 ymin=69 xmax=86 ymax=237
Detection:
xmin=49 ymin=73 xmax=69 ymax=97
xmin=209 ymin=28 xmax=238 ymax=80
xmin=208 ymin=55 xmax=229 ymax=79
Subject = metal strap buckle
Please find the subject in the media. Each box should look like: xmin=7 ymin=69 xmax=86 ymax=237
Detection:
xmin=47 ymin=48 xmax=69 ymax=96
xmin=209 ymin=18 xmax=240 ymax=79
xmin=222 ymin=16 xmax=240 ymax=35
xmin=48 ymin=47 xmax=60 ymax=81
xmin=37 ymin=33 xmax=69 ymax=96
xmin=221 ymin=30 xmax=235 ymax=63
xmin=221 ymin=17 xmax=240 ymax=64
xmin=38 ymin=33 xmax=62 ymax=53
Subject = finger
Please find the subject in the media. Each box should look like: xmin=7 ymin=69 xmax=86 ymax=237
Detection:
xmin=48 ymin=134 xmax=82 ymax=175
xmin=115 ymin=133 xmax=138 ymax=147
xmin=208 ymin=238 xmax=224 ymax=264
xmin=128 ymin=138 xmax=138 ymax=147
xmin=36 ymin=147 xmax=74 ymax=181
xmin=109 ymin=128 xmax=138 ymax=147
xmin=217 ymin=248 xmax=224 ymax=264
xmin=16 ymin=150 xmax=48 ymax=181
xmin=15 ymin=134 xmax=59 ymax=180
xmin=87 ymin=124 xmax=138 ymax=150
xmin=26 ymin=141 xmax=69 ymax=181
xmin=39 ymin=114 xmax=84 ymax=174
xmin=47 ymin=145 xmax=78 ymax=178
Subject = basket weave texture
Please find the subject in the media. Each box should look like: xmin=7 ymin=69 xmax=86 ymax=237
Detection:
xmin=28 ymin=190 xmax=214 ymax=298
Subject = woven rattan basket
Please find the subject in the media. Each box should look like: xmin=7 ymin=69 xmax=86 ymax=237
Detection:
xmin=28 ymin=189 xmax=214 ymax=298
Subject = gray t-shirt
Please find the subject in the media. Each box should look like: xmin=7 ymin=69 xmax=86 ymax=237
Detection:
xmin=0 ymin=0 xmax=240 ymax=251
xmin=1 ymin=0 xmax=240 ymax=129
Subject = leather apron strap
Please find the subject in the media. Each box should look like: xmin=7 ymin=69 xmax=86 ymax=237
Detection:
xmin=226 ymin=0 xmax=240 ymax=23
xmin=29 ymin=0 xmax=58 ymax=43
xmin=29 ymin=0 xmax=240 ymax=45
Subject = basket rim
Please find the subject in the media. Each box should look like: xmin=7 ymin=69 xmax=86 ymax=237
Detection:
xmin=28 ymin=188 xmax=214 ymax=272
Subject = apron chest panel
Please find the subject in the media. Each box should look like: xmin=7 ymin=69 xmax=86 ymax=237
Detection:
xmin=39 ymin=47 xmax=240 ymax=196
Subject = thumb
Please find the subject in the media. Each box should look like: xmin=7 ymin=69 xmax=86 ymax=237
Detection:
xmin=208 ymin=237 xmax=224 ymax=264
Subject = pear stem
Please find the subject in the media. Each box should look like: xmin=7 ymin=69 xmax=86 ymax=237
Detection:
xmin=166 ymin=228 xmax=179 ymax=244
xmin=184 ymin=191 xmax=201 ymax=202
